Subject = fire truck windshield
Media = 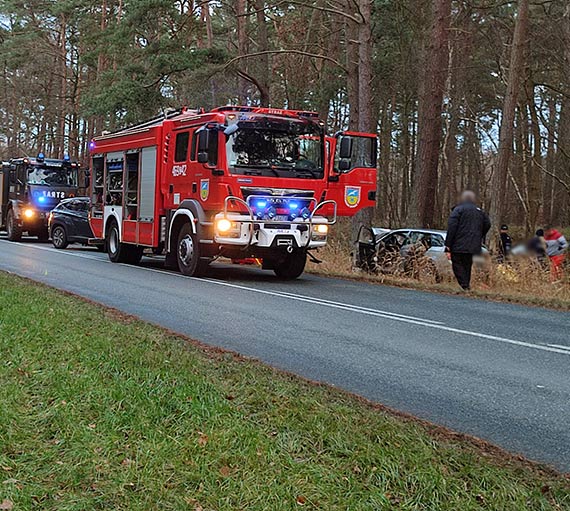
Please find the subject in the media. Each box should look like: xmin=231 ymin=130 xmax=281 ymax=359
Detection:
xmin=27 ymin=164 xmax=78 ymax=187
xmin=225 ymin=119 xmax=324 ymax=179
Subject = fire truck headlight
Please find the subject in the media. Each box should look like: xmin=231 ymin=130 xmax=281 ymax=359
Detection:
xmin=314 ymin=224 xmax=328 ymax=234
xmin=24 ymin=209 xmax=35 ymax=219
xmin=217 ymin=218 xmax=232 ymax=233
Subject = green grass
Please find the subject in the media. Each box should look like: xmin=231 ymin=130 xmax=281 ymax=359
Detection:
xmin=0 ymin=272 xmax=568 ymax=510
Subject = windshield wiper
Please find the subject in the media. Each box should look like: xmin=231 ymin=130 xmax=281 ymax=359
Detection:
xmin=271 ymin=164 xmax=321 ymax=179
xmin=234 ymin=164 xmax=280 ymax=177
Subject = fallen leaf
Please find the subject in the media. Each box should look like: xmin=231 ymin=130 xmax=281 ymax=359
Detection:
xmin=197 ymin=432 xmax=208 ymax=447
xmin=2 ymin=479 xmax=18 ymax=484
xmin=88 ymin=423 xmax=96 ymax=429
xmin=219 ymin=465 xmax=231 ymax=477
xmin=121 ymin=458 xmax=133 ymax=466
xmin=1 ymin=467 xmax=12 ymax=472
xmin=296 ymin=495 xmax=307 ymax=505
xmin=0 ymin=499 xmax=13 ymax=510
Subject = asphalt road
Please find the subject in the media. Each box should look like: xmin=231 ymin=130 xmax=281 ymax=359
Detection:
xmin=1 ymin=238 xmax=569 ymax=471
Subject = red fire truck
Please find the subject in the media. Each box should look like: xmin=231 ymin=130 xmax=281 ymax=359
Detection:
xmin=89 ymin=106 xmax=377 ymax=279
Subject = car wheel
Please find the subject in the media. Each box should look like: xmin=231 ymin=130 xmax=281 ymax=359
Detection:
xmin=6 ymin=210 xmax=22 ymax=242
xmin=273 ymin=250 xmax=307 ymax=280
xmin=51 ymin=225 xmax=69 ymax=249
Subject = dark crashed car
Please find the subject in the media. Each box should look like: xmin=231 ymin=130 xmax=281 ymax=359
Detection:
xmin=48 ymin=197 xmax=101 ymax=250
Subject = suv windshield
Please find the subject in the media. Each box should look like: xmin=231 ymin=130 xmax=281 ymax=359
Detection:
xmin=27 ymin=164 xmax=78 ymax=187
xmin=225 ymin=118 xmax=324 ymax=179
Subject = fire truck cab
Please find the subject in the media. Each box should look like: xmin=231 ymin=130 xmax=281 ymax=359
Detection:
xmin=1 ymin=155 xmax=80 ymax=241
xmin=89 ymin=106 xmax=377 ymax=279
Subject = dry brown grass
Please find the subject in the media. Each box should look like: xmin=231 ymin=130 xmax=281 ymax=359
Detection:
xmin=308 ymin=240 xmax=570 ymax=310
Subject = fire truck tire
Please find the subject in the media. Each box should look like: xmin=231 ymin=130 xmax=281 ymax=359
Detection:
xmin=273 ymin=250 xmax=307 ymax=280
xmin=106 ymin=221 xmax=143 ymax=264
xmin=6 ymin=210 xmax=22 ymax=242
xmin=51 ymin=225 xmax=69 ymax=249
xmin=176 ymin=223 xmax=209 ymax=277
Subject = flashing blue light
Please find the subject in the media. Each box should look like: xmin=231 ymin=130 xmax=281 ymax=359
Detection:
xmin=289 ymin=202 xmax=299 ymax=210
xmin=37 ymin=152 xmax=45 ymax=161
xmin=37 ymin=196 xmax=46 ymax=203
xmin=63 ymin=154 xmax=70 ymax=161
xmin=255 ymin=200 xmax=267 ymax=209
xmin=89 ymin=141 xmax=96 ymax=151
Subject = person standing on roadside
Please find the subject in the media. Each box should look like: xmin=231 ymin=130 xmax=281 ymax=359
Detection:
xmin=544 ymin=226 xmax=568 ymax=279
xmin=497 ymin=224 xmax=512 ymax=263
xmin=445 ymin=190 xmax=491 ymax=291
xmin=527 ymin=229 xmax=548 ymax=268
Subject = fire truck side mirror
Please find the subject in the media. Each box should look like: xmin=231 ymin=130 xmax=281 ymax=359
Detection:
xmin=339 ymin=136 xmax=352 ymax=159
xmin=197 ymin=130 xmax=210 ymax=164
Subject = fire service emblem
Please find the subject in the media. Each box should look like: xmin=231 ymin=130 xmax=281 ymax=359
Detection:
xmin=200 ymin=179 xmax=209 ymax=201
xmin=344 ymin=186 xmax=361 ymax=208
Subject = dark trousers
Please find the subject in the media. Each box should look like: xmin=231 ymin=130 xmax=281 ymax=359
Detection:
xmin=451 ymin=253 xmax=473 ymax=290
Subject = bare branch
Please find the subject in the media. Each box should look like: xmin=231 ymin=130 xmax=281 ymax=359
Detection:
xmin=223 ymin=50 xmax=348 ymax=73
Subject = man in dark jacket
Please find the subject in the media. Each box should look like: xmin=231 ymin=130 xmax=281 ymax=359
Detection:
xmin=445 ymin=190 xmax=491 ymax=290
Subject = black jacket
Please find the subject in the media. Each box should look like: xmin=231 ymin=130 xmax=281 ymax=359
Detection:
xmin=499 ymin=232 xmax=512 ymax=255
xmin=446 ymin=202 xmax=491 ymax=254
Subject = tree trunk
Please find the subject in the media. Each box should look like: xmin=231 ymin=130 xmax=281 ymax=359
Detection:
xmin=235 ymin=0 xmax=248 ymax=103
xmin=351 ymin=0 xmax=375 ymax=231
xmin=346 ymin=18 xmax=359 ymax=131
xmin=525 ymin=82 xmax=542 ymax=235
xmin=255 ymin=0 xmax=270 ymax=106
xmin=489 ymin=0 xmax=529 ymax=229
xmin=406 ymin=0 xmax=452 ymax=227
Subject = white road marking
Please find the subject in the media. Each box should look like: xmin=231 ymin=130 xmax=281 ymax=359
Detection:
xmin=274 ymin=290 xmax=444 ymax=324
xmin=8 ymin=241 xmax=105 ymax=262
xmin=547 ymin=344 xmax=570 ymax=352
xmin=2 ymin=239 xmax=568 ymax=357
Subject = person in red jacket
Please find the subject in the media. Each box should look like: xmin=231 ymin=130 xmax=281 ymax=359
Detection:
xmin=544 ymin=227 xmax=568 ymax=280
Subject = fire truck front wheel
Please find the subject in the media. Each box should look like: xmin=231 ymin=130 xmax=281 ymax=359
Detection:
xmin=273 ymin=250 xmax=307 ymax=280
xmin=106 ymin=221 xmax=143 ymax=264
xmin=6 ymin=209 xmax=22 ymax=242
xmin=176 ymin=223 xmax=209 ymax=277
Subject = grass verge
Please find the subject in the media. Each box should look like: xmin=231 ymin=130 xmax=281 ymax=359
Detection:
xmin=307 ymin=241 xmax=570 ymax=311
xmin=0 ymin=272 xmax=569 ymax=510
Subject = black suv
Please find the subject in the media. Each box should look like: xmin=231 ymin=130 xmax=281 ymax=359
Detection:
xmin=48 ymin=197 xmax=99 ymax=249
